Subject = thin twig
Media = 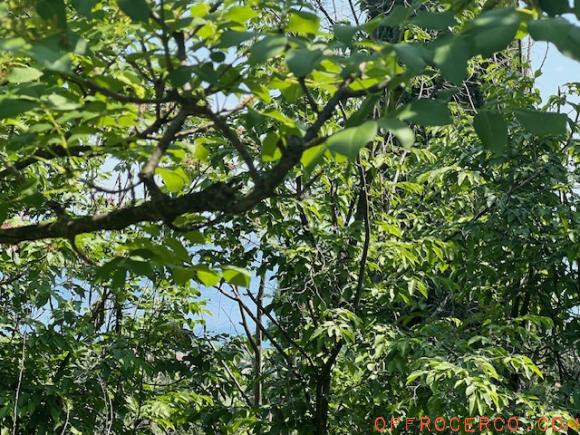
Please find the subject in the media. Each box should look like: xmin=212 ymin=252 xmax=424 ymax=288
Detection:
xmin=12 ymin=329 xmax=26 ymax=435
xmin=206 ymin=340 xmax=253 ymax=406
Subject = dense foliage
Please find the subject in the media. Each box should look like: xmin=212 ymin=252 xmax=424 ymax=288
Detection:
xmin=0 ymin=0 xmax=579 ymax=433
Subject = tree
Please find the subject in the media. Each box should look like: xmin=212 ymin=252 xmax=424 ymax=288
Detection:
xmin=0 ymin=0 xmax=578 ymax=433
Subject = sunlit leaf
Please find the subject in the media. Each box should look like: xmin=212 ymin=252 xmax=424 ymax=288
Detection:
xmin=156 ymin=167 xmax=191 ymax=193
xmin=286 ymin=10 xmax=320 ymax=34
xmin=7 ymin=67 xmax=43 ymax=83
xmin=223 ymin=266 xmax=251 ymax=287
xmin=223 ymin=6 xmax=258 ymax=24
xmin=326 ymin=121 xmax=378 ymax=159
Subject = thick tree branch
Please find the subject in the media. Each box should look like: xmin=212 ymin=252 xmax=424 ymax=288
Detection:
xmin=352 ymin=161 xmax=371 ymax=312
xmin=314 ymin=0 xmax=335 ymax=25
xmin=0 ymin=139 xmax=302 ymax=244
xmin=0 ymin=145 xmax=93 ymax=180
xmin=63 ymin=73 xmax=177 ymax=105
xmin=0 ymin=113 xmax=171 ymax=181
xmin=139 ymin=109 xmax=188 ymax=191
xmin=205 ymin=339 xmax=253 ymax=407
xmin=0 ymin=76 xmax=376 ymax=245
xmin=203 ymin=109 xmax=260 ymax=181
xmin=299 ymin=77 xmax=320 ymax=114
xmin=244 ymin=286 xmax=315 ymax=366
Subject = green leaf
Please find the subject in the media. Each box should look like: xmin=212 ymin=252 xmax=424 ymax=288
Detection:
xmin=514 ymin=110 xmax=568 ymax=136
xmin=286 ymin=48 xmax=322 ymax=77
xmin=173 ymin=267 xmax=196 ymax=285
xmin=223 ymin=266 xmax=251 ymax=287
xmin=575 ymin=0 xmax=580 ymax=19
xmin=183 ymin=231 xmax=205 ymax=244
xmin=192 ymin=142 xmax=209 ymax=161
xmin=36 ymin=0 xmax=67 ymax=29
xmin=473 ymin=111 xmax=508 ymax=154
xmin=165 ymin=238 xmax=190 ymax=262
xmin=259 ymin=109 xmax=297 ymax=130
xmin=300 ymin=144 xmax=327 ymax=173
xmin=538 ymin=0 xmax=570 ymax=16
xmin=168 ymin=66 xmax=194 ymax=87
xmin=286 ymin=10 xmax=320 ymax=34
xmin=46 ymin=93 xmax=81 ymax=110
xmin=522 ymin=356 xmax=544 ymax=379
xmin=334 ymin=24 xmax=357 ymax=45
xmin=195 ymin=267 xmax=221 ymax=287
xmin=430 ymin=35 xmax=468 ymax=85
xmin=249 ymin=36 xmax=287 ymax=64
xmin=0 ymin=99 xmax=36 ymax=119
xmin=394 ymin=43 xmax=431 ymax=74
xmin=191 ymin=3 xmax=210 ymax=18
xmin=528 ymin=19 xmax=580 ymax=62
xmin=210 ymin=51 xmax=226 ymax=63
xmin=468 ymin=395 xmax=477 ymax=415
xmin=116 ymin=0 xmax=150 ymax=23
xmin=156 ymin=167 xmax=191 ymax=193
xmin=223 ymin=6 xmax=258 ymax=23
xmin=261 ymin=132 xmax=282 ymax=162
xmin=7 ymin=67 xmax=43 ymax=83
xmin=29 ymin=35 xmax=72 ymax=72
xmin=406 ymin=371 xmax=425 ymax=385
xmin=464 ymin=8 xmax=522 ymax=57
xmin=377 ymin=5 xmax=411 ymax=28
xmin=175 ymin=265 xmax=219 ymax=286
xmin=280 ymin=83 xmax=303 ymax=103
xmin=528 ymin=18 xmax=571 ymax=46
xmin=0 ymin=38 xmax=27 ymax=53
xmin=409 ymin=11 xmax=456 ymax=30
xmin=219 ymin=31 xmax=257 ymax=48
xmin=111 ymin=268 xmax=127 ymax=289
xmin=71 ymin=0 xmax=98 ymax=17
xmin=377 ymin=118 xmax=415 ymax=148
xmin=326 ymin=121 xmax=378 ymax=159
xmin=346 ymin=95 xmax=380 ymax=128
xmin=397 ymin=100 xmax=452 ymax=126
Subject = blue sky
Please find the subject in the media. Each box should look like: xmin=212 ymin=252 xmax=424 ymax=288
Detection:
xmin=531 ymin=14 xmax=579 ymax=103
xmin=533 ymin=45 xmax=578 ymax=100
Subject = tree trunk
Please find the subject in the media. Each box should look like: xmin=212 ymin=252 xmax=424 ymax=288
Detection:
xmin=254 ymin=276 xmax=264 ymax=407
xmin=313 ymin=343 xmax=342 ymax=434
xmin=314 ymin=370 xmax=331 ymax=435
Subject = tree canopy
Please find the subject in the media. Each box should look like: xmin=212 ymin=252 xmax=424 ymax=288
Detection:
xmin=0 ymin=0 xmax=579 ymax=433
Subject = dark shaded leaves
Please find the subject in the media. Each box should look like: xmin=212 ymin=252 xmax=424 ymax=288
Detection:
xmin=397 ymin=100 xmax=452 ymax=126
xmin=474 ymin=111 xmax=508 ymax=154
xmin=116 ymin=0 xmax=150 ymax=23
xmin=515 ymin=110 xmax=568 ymax=136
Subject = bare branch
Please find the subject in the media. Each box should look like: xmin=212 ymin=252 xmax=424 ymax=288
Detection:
xmin=0 ymin=74 xmax=382 ymax=244
xmin=0 ymin=113 xmax=171 ymax=181
xmin=140 ymin=109 xmax=189 ymax=181
xmin=299 ymin=77 xmax=320 ymax=114
xmin=203 ymin=108 xmax=260 ymax=182
xmin=63 ymin=73 xmax=176 ymax=105
xmin=0 ymin=138 xmax=302 ymax=244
